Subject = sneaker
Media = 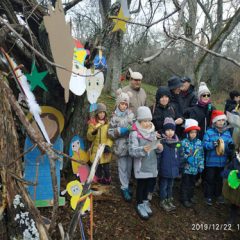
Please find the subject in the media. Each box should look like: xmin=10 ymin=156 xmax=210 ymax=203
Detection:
xmin=167 ymin=198 xmax=176 ymax=210
xmin=206 ymin=198 xmax=213 ymax=206
xmin=147 ymin=192 xmax=153 ymax=201
xmin=182 ymin=201 xmax=192 ymax=208
xmin=143 ymin=200 xmax=153 ymax=216
xmin=136 ymin=203 xmax=149 ymax=220
xmin=160 ymin=199 xmax=172 ymax=212
xmin=121 ymin=188 xmax=132 ymax=202
xmin=216 ymin=196 xmax=225 ymax=204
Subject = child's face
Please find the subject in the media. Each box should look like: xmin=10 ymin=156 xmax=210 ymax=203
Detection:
xmin=234 ymin=96 xmax=240 ymax=103
xmin=139 ymin=120 xmax=152 ymax=129
xmin=165 ymin=129 xmax=175 ymax=138
xmin=189 ymin=130 xmax=197 ymax=140
xmin=159 ymin=96 xmax=169 ymax=106
xmin=119 ymin=102 xmax=128 ymax=112
xmin=97 ymin=111 xmax=106 ymax=120
xmin=215 ymin=119 xmax=225 ymax=128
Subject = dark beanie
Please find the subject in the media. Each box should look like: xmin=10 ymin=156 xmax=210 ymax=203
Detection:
xmin=163 ymin=117 xmax=176 ymax=131
xmin=229 ymin=90 xmax=240 ymax=100
xmin=181 ymin=76 xmax=192 ymax=83
xmin=168 ymin=76 xmax=182 ymax=90
xmin=155 ymin=86 xmax=171 ymax=102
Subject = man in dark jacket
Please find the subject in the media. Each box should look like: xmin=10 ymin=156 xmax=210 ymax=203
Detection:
xmin=180 ymin=76 xmax=198 ymax=110
xmin=224 ymin=90 xmax=240 ymax=113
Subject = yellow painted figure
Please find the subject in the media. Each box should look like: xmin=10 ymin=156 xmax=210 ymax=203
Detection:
xmin=69 ymin=135 xmax=89 ymax=174
xmin=66 ymin=180 xmax=90 ymax=213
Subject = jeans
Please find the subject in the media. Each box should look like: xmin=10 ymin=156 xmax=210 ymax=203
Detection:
xmin=205 ymin=166 xmax=224 ymax=199
xmin=159 ymin=177 xmax=174 ymax=201
xmin=180 ymin=173 xmax=196 ymax=202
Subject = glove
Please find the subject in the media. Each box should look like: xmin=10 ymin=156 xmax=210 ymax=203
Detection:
xmin=92 ymin=129 xmax=98 ymax=135
xmin=213 ymin=141 xmax=219 ymax=147
xmin=118 ymin=127 xmax=129 ymax=136
xmin=104 ymin=145 xmax=111 ymax=154
xmin=221 ymin=169 xmax=230 ymax=179
xmin=187 ymin=156 xmax=194 ymax=164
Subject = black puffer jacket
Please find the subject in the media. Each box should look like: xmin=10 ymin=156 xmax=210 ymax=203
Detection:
xmin=180 ymin=85 xmax=198 ymax=110
xmin=224 ymin=99 xmax=238 ymax=113
xmin=152 ymin=104 xmax=176 ymax=134
xmin=184 ymin=103 xmax=215 ymax=140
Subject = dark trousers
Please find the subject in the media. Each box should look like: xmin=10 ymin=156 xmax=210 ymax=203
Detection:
xmin=96 ymin=163 xmax=110 ymax=179
xmin=136 ymin=178 xmax=155 ymax=204
xmin=180 ymin=173 xmax=196 ymax=202
xmin=205 ymin=166 xmax=224 ymax=199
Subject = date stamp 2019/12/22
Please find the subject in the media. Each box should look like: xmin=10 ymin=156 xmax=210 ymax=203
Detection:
xmin=192 ymin=223 xmax=239 ymax=231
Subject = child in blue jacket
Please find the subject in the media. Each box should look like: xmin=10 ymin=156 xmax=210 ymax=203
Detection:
xmin=180 ymin=119 xmax=204 ymax=208
xmin=158 ymin=117 xmax=182 ymax=212
xmin=203 ymin=110 xmax=233 ymax=206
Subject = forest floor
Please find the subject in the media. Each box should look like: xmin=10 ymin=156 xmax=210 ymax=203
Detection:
xmin=41 ymin=159 xmax=240 ymax=240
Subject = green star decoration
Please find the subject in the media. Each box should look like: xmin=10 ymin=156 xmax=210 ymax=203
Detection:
xmin=26 ymin=62 xmax=48 ymax=91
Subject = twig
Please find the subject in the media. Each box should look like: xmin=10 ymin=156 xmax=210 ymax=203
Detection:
xmin=6 ymin=170 xmax=37 ymax=186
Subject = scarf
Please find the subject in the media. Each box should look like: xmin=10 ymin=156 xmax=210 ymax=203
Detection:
xmin=115 ymin=107 xmax=127 ymax=117
xmin=135 ymin=121 xmax=155 ymax=141
xmin=197 ymin=99 xmax=211 ymax=107
xmin=161 ymin=133 xmax=179 ymax=144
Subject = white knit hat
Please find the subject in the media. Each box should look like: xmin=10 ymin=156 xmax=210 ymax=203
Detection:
xmin=184 ymin=119 xmax=201 ymax=133
xmin=198 ymin=82 xmax=211 ymax=99
xmin=137 ymin=106 xmax=152 ymax=121
xmin=129 ymin=68 xmax=143 ymax=80
xmin=116 ymin=89 xmax=132 ymax=106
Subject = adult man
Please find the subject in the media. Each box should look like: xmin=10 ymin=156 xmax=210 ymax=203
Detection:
xmin=122 ymin=68 xmax=147 ymax=115
xmin=180 ymin=76 xmax=198 ymax=110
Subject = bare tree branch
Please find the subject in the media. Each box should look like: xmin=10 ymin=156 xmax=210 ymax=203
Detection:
xmin=64 ymin=0 xmax=83 ymax=12
xmin=130 ymin=0 xmax=141 ymax=14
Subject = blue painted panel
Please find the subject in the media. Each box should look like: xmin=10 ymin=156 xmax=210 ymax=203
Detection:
xmin=24 ymin=136 xmax=63 ymax=201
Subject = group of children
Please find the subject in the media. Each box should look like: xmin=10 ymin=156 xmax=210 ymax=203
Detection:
xmin=87 ymin=88 xmax=235 ymax=220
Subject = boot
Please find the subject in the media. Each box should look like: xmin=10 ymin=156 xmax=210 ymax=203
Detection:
xmin=121 ymin=188 xmax=132 ymax=202
xmin=227 ymin=204 xmax=238 ymax=225
xmin=136 ymin=203 xmax=149 ymax=220
xmin=160 ymin=199 xmax=172 ymax=212
xmin=182 ymin=200 xmax=192 ymax=208
xmin=143 ymin=200 xmax=153 ymax=216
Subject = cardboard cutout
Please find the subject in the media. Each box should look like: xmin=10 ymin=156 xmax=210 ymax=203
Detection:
xmin=66 ymin=180 xmax=90 ymax=213
xmin=24 ymin=106 xmax=65 ymax=207
xmin=26 ymin=61 xmax=48 ymax=91
xmin=43 ymin=0 xmax=74 ymax=102
xmin=85 ymin=69 xmax=104 ymax=104
xmin=69 ymin=135 xmax=89 ymax=174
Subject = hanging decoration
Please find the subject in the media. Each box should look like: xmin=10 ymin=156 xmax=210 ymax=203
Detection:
xmin=25 ymin=61 xmax=48 ymax=91
xmin=93 ymin=46 xmax=107 ymax=71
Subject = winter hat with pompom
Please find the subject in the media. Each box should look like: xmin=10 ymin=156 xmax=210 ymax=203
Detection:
xmin=198 ymin=82 xmax=211 ymax=99
xmin=211 ymin=110 xmax=227 ymax=124
xmin=163 ymin=117 xmax=176 ymax=131
xmin=116 ymin=88 xmax=132 ymax=107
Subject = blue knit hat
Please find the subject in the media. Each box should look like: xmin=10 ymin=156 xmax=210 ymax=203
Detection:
xmin=163 ymin=117 xmax=176 ymax=131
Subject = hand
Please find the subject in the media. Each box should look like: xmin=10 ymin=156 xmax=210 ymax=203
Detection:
xmin=199 ymin=168 xmax=203 ymax=173
xmin=213 ymin=141 xmax=219 ymax=147
xmin=157 ymin=143 xmax=163 ymax=151
xmin=144 ymin=145 xmax=151 ymax=153
xmin=156 ymin=132 xmax=161 ymax=139
xmin=175 ymin=118 xmax=183 ymax=125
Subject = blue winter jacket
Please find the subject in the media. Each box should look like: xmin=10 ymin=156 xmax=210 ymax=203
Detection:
xmin=181 ymin=138 xmax=204 ymax=175
xmin=203 ymin=127 xmax=233 ymax=167
xmin=158 ymin=136 xmax=182 ymax=178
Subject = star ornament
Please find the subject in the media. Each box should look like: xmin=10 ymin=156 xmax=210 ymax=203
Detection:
xmin=26 ymin=62 xmax=48 ymax=91
xmin=111 ymin=7 xmax=130 ymax=33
